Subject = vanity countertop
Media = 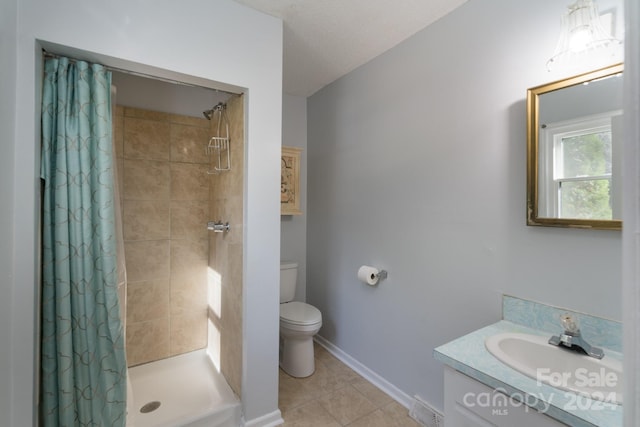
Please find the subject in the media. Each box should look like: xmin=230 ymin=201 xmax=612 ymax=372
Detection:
xmin=433 ymin=320 xmax=622 ymax=427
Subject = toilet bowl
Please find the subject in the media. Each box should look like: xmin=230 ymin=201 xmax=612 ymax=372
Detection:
xmin=280 ymin=263 xmax=322 ymax=377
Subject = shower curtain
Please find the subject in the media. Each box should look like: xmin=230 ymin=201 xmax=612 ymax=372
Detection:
xmin=40 ymin=56 xmax=127 ymax=426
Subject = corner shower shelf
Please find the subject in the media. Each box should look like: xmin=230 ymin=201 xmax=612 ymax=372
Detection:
xmin=205 ymin=103 xmax=231 ymax=174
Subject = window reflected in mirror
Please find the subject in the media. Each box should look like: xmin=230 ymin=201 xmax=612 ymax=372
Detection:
xmin=527 ymin=63 xmax=623 ymax=230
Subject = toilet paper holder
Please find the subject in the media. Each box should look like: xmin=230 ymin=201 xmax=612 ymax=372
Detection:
xmin=358 ymin=265 xmax=388 ymax=286
xmin=375 ymin=270 xmax=388 ymax=280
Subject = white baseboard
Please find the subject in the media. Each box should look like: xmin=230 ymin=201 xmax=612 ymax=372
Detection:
xmin=314 ymin=335 xmax=413 ymax=409
xmin=242 ymin=409 xmax=283 ymax=427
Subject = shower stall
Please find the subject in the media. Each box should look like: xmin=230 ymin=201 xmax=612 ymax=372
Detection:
xmin=111 ymin=73 xmax=245 ymax=426
xmin=39 ymin=53 xmax=248 ymax=426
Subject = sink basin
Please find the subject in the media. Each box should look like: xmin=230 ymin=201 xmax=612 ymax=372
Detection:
xmin=485 ymin=332 xmax=622 ymax=405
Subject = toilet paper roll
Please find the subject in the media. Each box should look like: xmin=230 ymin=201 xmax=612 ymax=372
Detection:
xmin=358 ymin=265 xmax=380 ymax=286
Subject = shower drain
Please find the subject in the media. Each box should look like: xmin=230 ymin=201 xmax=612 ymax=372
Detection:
xmin=140 ymin=401 xmax=161 ymax=414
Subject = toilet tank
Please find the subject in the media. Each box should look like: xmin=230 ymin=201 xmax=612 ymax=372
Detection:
xmin=280 ymin=262 xmax=298 ymax=303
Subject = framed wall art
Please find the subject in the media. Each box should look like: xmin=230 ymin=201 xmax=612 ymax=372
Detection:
xmin=281 ymin=146 xmax=302 ymax=215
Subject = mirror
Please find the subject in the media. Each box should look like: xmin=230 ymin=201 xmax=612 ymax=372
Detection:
xmin=527 ymin=63 xmax=623 ymax=230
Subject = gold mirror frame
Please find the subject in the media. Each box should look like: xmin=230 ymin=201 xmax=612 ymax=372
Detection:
xmin=526 ymin=63 xmax=623 ymax=230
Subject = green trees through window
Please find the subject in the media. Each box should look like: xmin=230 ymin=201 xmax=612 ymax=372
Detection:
xmin=556 ymin=131 xmax=612 ymax=220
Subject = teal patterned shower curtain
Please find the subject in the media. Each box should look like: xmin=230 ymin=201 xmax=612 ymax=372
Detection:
xmin=40 ymin=56 xmax=127 ymax=426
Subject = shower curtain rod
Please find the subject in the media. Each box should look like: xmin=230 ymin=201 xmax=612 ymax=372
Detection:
xmin=42 ymin=51 xmax=236 ymax=95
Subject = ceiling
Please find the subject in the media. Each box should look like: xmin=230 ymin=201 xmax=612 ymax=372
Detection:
xmin=233 ymin=0 xmax=468 ymax=97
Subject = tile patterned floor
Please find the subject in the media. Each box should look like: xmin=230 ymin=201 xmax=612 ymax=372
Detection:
xmin=279 ymin=343 xmax=421 ymax=426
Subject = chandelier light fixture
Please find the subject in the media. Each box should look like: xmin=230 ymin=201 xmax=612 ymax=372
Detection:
xmin=547 ymin=0 xmax=622 ymax=70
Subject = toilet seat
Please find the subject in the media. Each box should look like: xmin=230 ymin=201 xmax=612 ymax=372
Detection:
xmin=280 ymin=301 xmax=322 ymax=326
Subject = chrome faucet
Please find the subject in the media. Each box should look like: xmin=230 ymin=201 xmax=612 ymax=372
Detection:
xmin=207 ymin=221 xmax=230 ymax=233
xmin=548 ymin=314 xmax=604 ymax=359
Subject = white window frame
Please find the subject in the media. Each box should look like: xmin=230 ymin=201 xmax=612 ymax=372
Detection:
xmin=539 ymin=110 xmax=622 ymax=219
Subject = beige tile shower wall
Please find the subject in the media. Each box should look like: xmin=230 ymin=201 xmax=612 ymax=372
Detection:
xmin=118 ymin=106 xmax=211 ymax=366
xmin=208 ymin=95 xmax=244 ymax=396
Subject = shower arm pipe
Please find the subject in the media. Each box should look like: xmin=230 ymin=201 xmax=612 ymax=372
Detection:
xmin=203 ymin=102 xmax=227 ymax=120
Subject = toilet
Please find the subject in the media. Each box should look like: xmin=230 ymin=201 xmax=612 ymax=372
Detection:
xmin=280 ymin=262 xmax=322 ymax=377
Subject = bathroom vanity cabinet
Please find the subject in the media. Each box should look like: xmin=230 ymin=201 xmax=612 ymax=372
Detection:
xmin=444 ymin=367 xmax=567 ymax=427
xmin=435 ymin=305 xmax=622 ymax=426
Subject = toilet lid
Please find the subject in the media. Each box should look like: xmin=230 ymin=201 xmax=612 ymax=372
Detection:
xmin=280 ymin=301 xmax=322 ymax=326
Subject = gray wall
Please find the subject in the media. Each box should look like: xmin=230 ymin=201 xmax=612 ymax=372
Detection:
xmin=0 ymin=0 xmax=18 ymax=423
xmin=281 ymin=93 xmax=308 ymax=301
xmin=622 ymin=1 xmax=640 ymax=424
xmin=306 ymin=0 xmax=623 ymax=411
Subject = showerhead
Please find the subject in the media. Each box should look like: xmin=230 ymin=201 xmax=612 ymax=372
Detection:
xmin=203 ymin=103 xmax=226 ymax=120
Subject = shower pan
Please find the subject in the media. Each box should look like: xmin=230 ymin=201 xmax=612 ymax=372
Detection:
xmin=127 ymin=350 xmax=240 ymax=427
